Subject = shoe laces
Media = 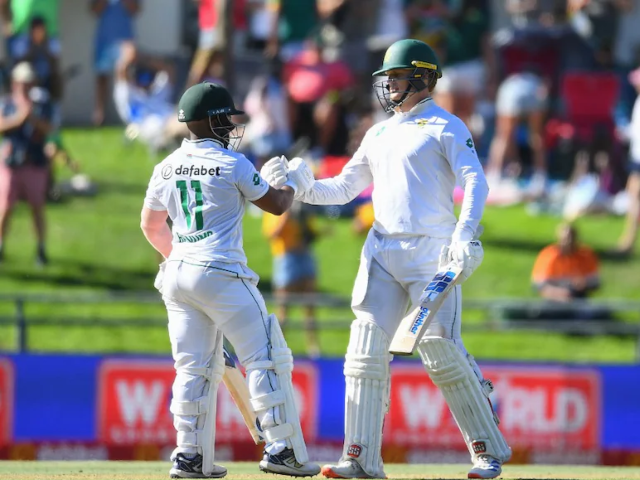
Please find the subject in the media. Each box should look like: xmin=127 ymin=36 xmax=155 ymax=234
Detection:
xmin=476 ymin=455 xmax=500 ymax=469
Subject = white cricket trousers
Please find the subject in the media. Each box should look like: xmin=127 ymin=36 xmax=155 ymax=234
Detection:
xmin=161 ymin=258 xmax=284 ymax=454
xmin=351 ymin=229 xmax=468 ymax=350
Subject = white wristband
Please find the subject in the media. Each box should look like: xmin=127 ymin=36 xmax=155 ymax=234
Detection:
xmin=283 ymin=179 xmax=297 ymax=194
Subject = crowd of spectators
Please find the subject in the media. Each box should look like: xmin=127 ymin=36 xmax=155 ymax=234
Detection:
xmin=1 ymin=0 xmax=640 ymax=276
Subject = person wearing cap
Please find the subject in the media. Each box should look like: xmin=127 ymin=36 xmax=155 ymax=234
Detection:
xmin=140 ymin=82 xmax=319 ymax=479
xmin=0 ymin=61 xmax=53 ymax=266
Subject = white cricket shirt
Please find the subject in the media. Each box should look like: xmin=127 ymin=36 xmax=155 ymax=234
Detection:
xmin=299 ymin=99 xmax=488 ymax=241
xmin=144 ymin=138 xmax=269 ymax=264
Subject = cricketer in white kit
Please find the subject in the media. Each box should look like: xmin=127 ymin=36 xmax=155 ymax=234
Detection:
xmin=140 ymin=82 xmax=320 ymax=479
xmin=262 ymin=39 xmax=511 ymax=479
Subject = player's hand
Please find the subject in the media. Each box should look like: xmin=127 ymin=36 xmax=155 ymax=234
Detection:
xmin=284 ymin=157 xmax=315 ymax=199
xmin=439 ymin=240 xmax=484 ymax=284
xmin=154 ymin=261 xmax=167 ymax=294
xmin=260 ymin=155 xmax=289 ymax=189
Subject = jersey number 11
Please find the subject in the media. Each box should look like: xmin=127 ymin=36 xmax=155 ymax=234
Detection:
xmin=176 ymin=180 xmax=204 ymax=230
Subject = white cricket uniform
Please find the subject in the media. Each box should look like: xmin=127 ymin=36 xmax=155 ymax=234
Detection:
xmin=299 ymin=98 xmax=488 ymax=344
xmin=299 ymin=99 xmax=508 ymax=477
xmin=144 ymin=138 xmax=286 ymax=455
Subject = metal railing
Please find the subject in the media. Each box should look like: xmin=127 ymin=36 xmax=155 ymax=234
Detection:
xmin=2 ymin=293 xmax=640 ymax=360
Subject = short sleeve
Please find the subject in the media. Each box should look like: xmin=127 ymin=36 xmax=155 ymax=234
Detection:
xmin=143 ymin=164 xmax=166 ymax=211
xmin=531 ymin=246 xmax=555 ymax=284
xmin=235 ymin=156 xmax=269 ymax=201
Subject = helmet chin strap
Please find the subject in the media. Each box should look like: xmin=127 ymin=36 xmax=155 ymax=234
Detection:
xmin=387 ymin=68 xmax=429 ymax=111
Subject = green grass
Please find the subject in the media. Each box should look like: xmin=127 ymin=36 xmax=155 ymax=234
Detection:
xmin=0 ymin=128 xmax=639 ymax=362
xmin=0 ymin=461 xmax=639 ymax=480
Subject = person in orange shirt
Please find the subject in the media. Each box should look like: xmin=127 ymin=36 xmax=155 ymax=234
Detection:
xmin=263 ymin=201 xmax=320 ymax=357
xmin=532 ymin=223 xmax=600 ymax=301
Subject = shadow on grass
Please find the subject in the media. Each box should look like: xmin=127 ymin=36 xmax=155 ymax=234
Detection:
xmin=490 ymin=238 xmax=632 ymax=264
xmin=0 ymin=258 xmax=156 ymax=291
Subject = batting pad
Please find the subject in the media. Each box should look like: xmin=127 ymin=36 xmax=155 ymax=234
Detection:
xmin=246 ymin=314 xmax=309 ymax=464
xmin=418 ymin=337 xmax=511 ymax=463
xmin=171 ymin=330 xmax=225 ymax=476
xmin=341 ymin=320 xmax=392 ymax=478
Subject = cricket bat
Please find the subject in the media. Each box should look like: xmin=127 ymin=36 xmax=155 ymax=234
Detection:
xmin=222 ymin=347 xmax=263 ymax=444
xmin=389 ymin=266 xmax=463 ymax=356
xmin=389 ymin=227 xmax=483 ymax=356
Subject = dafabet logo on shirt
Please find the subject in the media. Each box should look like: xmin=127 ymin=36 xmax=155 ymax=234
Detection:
xmin=161 ymin=165 xmax=222 ymax=179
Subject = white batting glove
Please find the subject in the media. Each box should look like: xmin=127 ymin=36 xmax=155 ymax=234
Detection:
xmin=439 ymin=240 xmax=484 ymax=284
xmin=284 ymin=157 xmax=315 ymax=199
xmin=260 ymin=155 xmax=289 ymax=189
xmin=154 ymin=261 xmax=167 ymax=294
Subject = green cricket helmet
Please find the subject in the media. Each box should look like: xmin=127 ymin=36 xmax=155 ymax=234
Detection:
xmin=178 ymin=82 xmax=246 ymax=150
xmin=372 ymin=39 xmax=442 ymax=112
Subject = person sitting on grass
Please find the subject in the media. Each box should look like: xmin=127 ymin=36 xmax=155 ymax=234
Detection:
xmin=532 ymin=223 xmax=600 ymax=302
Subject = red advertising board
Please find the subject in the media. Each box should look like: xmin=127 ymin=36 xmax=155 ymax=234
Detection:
xmin=0 ymin=358 xmax=13 ymax=446
xmin=386 ymin=364 xmax=600 ymax=452
xmin=98 ymin=359 xmax=317 ymax=446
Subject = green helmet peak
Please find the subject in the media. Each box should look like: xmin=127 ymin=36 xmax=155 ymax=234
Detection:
xmin=373 ymin=39 xmax=442 ymax=78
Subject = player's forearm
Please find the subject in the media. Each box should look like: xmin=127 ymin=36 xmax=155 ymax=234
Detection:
xmin=141 ymin=223 xmax=173 ymax=259
xmin=298 ymin=177 xmax=362 ymax=205
xmin=453 ymin=172 xmax=489 ymax=242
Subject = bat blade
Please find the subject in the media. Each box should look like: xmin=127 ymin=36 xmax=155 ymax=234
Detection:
xmin=222 ymin=348 xmax=263 ymax=444
xmin=389 ymin=266 xmax=463 ymax=356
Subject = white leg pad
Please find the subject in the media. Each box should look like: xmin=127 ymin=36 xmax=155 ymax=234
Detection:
xmin=172 ymin=331 xmax=225 ymax=476
xmin=418 ymin=337 xmax=511 ymax=463
xmin=245 ymin=314 xmax=310 ymax=463
xmin=341 ymin=320 xmax=392 ymax=478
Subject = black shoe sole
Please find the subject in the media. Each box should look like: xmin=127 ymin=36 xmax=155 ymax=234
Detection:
xmin=259 ymin=464 xmax=319 ymax=477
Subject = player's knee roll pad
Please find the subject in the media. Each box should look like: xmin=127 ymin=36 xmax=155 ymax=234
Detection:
xmin=418 ymin=336 xmax=511 ymax=463
xmin=341 ymin=320 xmax=392 ymax=478
xmin=171 ymin=332 xmax=225 ymax=476
xmin=245 ymin=314 xmax=309 ymax=463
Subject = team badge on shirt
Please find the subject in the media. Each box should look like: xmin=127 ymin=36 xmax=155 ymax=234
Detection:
xmin=416 ymin=119 xmax=430 ymax=127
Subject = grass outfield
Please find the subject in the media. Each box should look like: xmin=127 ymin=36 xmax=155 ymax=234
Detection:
xmin=0 ymin=462 xmax=640 ymax=480
xmin=0 ymin=128 xmax=638 ymax=361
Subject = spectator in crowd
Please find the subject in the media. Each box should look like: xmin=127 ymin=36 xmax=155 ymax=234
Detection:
xmin=616 ymin=66 xmax=640 ymax=256
xmin=405 ymin=0 xmax=493 ymax=134
xmin=0 ymin=61 xmax=52 ymax=265
xmin=18 ymin=16 xmax=72 ymax=200
xmin=262 ymin=200 xmax=321 ymax=357
xmin=243 ymin=57 xmax=291 ymax=165
xmin=187 ymin=0 xmax=222 ymax=87
xmin=282 ymin=35 xmax=354 ymax=161
xmin=266 ymin=0 xmax=318 ymax=61
xmin=113 ymin=43 xmax=186 ymax=152
xmin=90 ymin=0 xmax=141 ymax=126
xmin=532 ymin=223 xmax=600 ymax=301
xmin=0 ymin=0 xmax=60 ymax=63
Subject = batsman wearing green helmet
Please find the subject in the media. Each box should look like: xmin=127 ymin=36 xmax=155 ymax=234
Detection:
xmin=261 ymin=39 xmax=511 ymax=479
xmin=140 ymin=82 xmax=320 ymax=479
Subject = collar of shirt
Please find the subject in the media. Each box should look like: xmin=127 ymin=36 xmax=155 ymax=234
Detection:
xmin=181 ymin=138 xmax=225 ymax=152
xmin=394 ymin=97 xmax=435 ymax=119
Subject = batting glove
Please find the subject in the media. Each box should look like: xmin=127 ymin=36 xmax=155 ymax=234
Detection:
xmin=260 ymin=155 xmax=289 ymax=188
xmin=284 ymin=157 xmax=315 ymax=199
xmin=439 ymin=240 xmax=484 ymax=284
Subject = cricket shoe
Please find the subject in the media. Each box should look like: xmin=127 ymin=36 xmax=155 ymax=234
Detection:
xmin=259 ymin=448 xmax=320 ymax=477
xmin=321 ymin=459 xmax=383 ymax=479
xmin=169 ymin=453 xmax=227 ymax=478
xmin=468 ymin=455 xmax=502 ymax=479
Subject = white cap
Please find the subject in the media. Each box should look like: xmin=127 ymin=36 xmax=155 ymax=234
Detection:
xmin=12 ymin=62 xmax=36 ymax=83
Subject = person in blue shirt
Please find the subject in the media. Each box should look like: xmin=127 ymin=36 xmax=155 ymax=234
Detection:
xmin=90 ymin=0 xmax=141 ymax=126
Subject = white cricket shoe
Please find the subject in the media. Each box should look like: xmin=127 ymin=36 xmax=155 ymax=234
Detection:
xmin=259 ymin=448 xmax=321 ymax=477
xmin=321 ymin=459 xmax=382 ymax=479
xmin=468 ymin=455 xmax=503 ymax=479
xmin=169 ymin=453 xmax=227 ymax=478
